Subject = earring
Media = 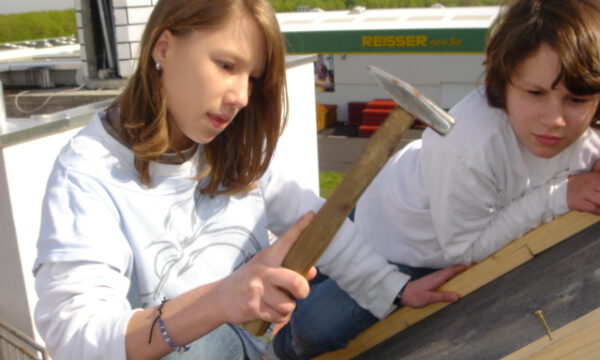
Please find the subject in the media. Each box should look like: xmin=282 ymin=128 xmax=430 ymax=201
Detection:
xmin=155 ymin=61 xmax=161 ymax=71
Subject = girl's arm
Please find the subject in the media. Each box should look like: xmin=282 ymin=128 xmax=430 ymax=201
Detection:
xmin=422 ymin=142 xmax=569 ymax=265
xmin=35 ymin=215 xmax=316 ymax=360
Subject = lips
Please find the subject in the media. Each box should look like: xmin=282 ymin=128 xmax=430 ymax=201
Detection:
xmin=208 ymin=114 xmax=230 ymax=131
xmin=534 ymin=134 xmax=562 ymax=147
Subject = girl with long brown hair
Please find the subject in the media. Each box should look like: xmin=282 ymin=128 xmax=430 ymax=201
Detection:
xmin=33 ymin=1 xmax=465 ymax=359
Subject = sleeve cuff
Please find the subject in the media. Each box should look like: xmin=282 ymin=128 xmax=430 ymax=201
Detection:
xmin=371 ymin=271 xmax=411 ymax=319
xmin=549 ymin=177 xmax=569 ymax=216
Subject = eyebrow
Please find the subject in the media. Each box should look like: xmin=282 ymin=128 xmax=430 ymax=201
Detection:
xmin=512 ymin=76 xmax=546 ymax=87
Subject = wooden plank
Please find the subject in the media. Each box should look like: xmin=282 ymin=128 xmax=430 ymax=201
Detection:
xmin=315 ymin=316 xmax=409 ymax=360
xmin=503 ymin=308 xmax=600 ymax=360
xmin=314 ymin=211 xmax=600 ymax=360
xmin=316 ymin=241 xmax=532 ymax=360
xmin=493 ymin=211 xmax=600 ymax=258
xmin=524 ymin=211 xmax=600 ymax=255
xmin=403 ymin=245 xmax=533 ymax=326
xmin=528 ymin=321 xmax=600 ymax=360
xmin=355 ymin=220 xmax=600 ymax=359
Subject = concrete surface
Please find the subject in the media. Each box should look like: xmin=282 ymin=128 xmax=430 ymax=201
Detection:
xmin=317 ymin=123 xmax=424 ymax=174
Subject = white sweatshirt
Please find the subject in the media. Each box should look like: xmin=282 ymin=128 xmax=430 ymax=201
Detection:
xmin=34 ymin=112 xmax=407 ymax=360
xmin=355 ymin=87 xmax=600 ymax=268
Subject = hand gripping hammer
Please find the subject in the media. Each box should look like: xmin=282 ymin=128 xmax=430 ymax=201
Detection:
xmin=243 ymin=65 xmax=456 ymax=336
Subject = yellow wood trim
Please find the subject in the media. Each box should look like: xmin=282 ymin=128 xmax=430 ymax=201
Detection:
xmin=525 ymin=211 xmax=600 ymax=255
xmin=314 ymin=211 xmax=600 ymax=360
xmin=502 ymin=308 xmax=600 ymax=360
xmin=527 ymin=321 xmax=600 ymax=360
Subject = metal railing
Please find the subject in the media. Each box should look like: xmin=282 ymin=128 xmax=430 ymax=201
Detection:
xmin=0 ymin=319 xmax=48 ymax=360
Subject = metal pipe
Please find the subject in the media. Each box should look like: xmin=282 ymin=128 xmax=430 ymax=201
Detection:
xmin=95 ymin=0 xmax=116 ymax=71
xmin=0 ymin=81 xmax=6 ymax=131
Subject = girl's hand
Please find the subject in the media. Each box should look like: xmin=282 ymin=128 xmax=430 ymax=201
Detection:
xmin=401 ymin=264 xmax=469 ymax=308
xmin=567 ymin=160 xmax=600 ymax=214
xmin=215 ymin=212 xmax=317 ymax=326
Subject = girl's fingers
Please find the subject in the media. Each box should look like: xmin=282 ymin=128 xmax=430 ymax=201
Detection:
xmin=266 ymin=212 xmax=315 ymax=264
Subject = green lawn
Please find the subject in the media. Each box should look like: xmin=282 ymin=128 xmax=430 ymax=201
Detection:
xmin=0 ymin=10 xmax=76 ymax=43
xmin=319 ymin=171 xmax=345 ymax=198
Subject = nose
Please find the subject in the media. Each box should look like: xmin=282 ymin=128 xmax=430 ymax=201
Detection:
xmin=539 ymin=98 xmax=567 ymax=128
xmin=224 ymin=75 xmax=250 ymax=110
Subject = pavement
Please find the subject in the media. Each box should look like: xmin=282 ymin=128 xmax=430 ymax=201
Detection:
xmin=317 ymin=122 xmax=425 ymax=173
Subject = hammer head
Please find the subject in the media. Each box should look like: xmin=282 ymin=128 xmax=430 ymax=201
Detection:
xmin=368 ymin=65 xmax=455 ymax=135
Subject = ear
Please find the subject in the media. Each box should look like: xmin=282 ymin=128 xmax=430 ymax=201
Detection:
xmin=152 ymin=30 xmax=174 ymax=66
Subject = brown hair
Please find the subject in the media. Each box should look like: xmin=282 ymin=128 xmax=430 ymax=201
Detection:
xmin=485 ymin=0 xmax=600 ymax=118
xmin=112 ymin=0 xmax=287 ymax=196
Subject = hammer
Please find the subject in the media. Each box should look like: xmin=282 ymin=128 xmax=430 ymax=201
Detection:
xmin=243 ymin=65 xmax=455 ymax=336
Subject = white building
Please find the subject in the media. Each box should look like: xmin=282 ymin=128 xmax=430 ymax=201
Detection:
xmin=277 ymin=6 xmax=501 ymax=122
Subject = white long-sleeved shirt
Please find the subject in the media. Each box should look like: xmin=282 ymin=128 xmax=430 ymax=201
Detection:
xmin=355 ymin=87 xmax=600 ymax=268
xmin=34 ymin=112 xmax=407 ymax=360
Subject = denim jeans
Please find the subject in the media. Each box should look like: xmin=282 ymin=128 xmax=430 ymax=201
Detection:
xmin=273 ymin=264 xmax=438 ymax=360
xmin=162 ymin=323 xmax=248 ymax=360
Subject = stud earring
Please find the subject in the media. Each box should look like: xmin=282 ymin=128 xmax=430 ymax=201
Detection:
xmin=155 ymin=61 xmax=161 ymax=71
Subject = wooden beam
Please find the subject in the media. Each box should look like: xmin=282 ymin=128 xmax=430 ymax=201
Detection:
xmin=314 ymin=211 xmax=600 ymax=360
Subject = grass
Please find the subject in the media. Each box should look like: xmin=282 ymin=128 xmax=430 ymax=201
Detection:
xmin=0 ymin=10 xmax=76 ymax=43
xmin=319 ymin=171 xmax=345 ymax=198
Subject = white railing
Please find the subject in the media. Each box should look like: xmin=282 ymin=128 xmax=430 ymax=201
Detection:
xmin=0 ymin=319 xmax=48 ymax=360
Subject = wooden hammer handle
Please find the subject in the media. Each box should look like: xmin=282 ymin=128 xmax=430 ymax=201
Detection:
xmin=243 ymin=108 xmax=416 ymax=336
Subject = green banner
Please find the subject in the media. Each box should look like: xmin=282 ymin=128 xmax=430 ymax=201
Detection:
xmin=284 ymin=28 xmax=487 ymax=54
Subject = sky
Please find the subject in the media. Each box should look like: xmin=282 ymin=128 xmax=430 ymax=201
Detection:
xmin=1 ymin=0 xmax=75 ymax=14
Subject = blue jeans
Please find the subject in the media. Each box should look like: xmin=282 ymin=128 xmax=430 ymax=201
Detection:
xmin=273 ymin=265 xmax=438 ymax=360
xmin=162 ymin=324 xmax=248 ymax=360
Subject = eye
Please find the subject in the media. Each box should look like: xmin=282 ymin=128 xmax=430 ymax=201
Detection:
xmin=527 ymin=90 xmax=543 ymax=96
xmin=569 ymin=96 xmax=590 ymax=104
xmin=218 ymin=61 xmax=234 ymax=71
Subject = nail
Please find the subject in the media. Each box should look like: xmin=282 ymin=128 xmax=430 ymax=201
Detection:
xmin=535 ymin=309 xmax=553 ymax=341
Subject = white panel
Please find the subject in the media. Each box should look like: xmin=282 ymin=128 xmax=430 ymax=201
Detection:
xmin=112 ymin=0 xmax=129 ymax=7
xmin=113 ymin=8 xmax=128 ymax=26
xmin=118 ymin=59 xmax=136 ymax=78
xmin=277 ymin=6 xmax=500 ymax=32
xmin=273 ymin=58 xmax=319 ymax=194
xmin=123 ymin=0 xmax=153 ymax=7
xmin=1 ymin=127 xmax=82 ymax=343
xmin=75 ymin=11 xmax=83 ymax=28
xmin=127 ymin=7 xmax=153 ymax=24
xmin=117 ymin=43 xmax=131 ymax=60
xmin=130 ymin=42 xmax=140 ymax=59
xmin=115 ymin=24 xmax=146 ymax=43
xmin=77 ymin=29 xmax=85 ymax=47
xmin=79 ymin=43 xmax=87 ymax=61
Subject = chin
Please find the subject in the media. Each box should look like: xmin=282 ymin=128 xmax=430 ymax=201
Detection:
xmin=529 ymin=148 xmax=562 ymax=159
xmin=194 ymin=133 xmax=220 ymax=145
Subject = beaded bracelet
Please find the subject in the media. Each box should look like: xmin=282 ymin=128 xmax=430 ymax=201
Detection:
xmin=148 ymin=298 xmax=191 ymax=353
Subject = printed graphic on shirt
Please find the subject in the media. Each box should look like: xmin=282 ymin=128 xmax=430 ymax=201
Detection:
xmin=142 ymin=189 xmax=267 ymax=304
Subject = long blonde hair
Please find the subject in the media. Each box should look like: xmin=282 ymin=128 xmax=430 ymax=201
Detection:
xmin=113 ymin=0 xmax=288 ymax=196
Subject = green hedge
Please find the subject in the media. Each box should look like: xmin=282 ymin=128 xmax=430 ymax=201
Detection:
xmin=0 ymin=10 xmax=76 ymax=44
xmin=269 ymin=0 xmax=503 ymax=12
